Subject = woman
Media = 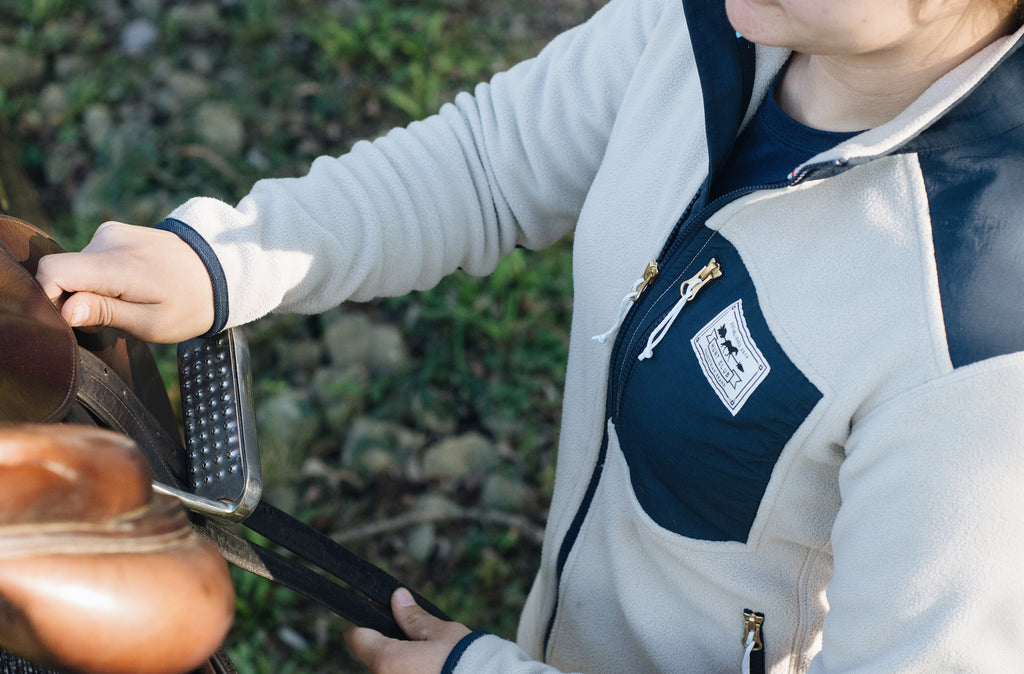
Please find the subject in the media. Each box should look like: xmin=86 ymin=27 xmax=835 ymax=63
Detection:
xmin=37 ymin=0 xmax=1024 ymax=671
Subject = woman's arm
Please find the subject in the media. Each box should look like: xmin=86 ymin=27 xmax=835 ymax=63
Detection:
xmin=811 ymin=354 xmax=1024 ymax=671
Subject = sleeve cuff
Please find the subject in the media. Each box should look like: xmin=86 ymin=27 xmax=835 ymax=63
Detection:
xmin=441 ymin=631 xmax=490 ymax=674
xmin=155 ymin=217 xmax=229 ymax=337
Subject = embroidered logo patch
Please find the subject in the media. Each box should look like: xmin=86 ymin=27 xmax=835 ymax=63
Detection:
xmin=691 ymin=300 xmax=770 ymax=416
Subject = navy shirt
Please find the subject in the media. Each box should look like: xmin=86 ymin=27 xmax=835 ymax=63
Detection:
xmin=710 ymin=75 xmax=860 ymax=202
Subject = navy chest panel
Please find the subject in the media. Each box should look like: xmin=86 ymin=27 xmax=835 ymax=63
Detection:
xmin=611 ymin=229 xmax=822 ymax=543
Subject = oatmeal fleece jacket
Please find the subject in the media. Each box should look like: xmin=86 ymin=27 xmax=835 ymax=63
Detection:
xmin=159 ymin=0 xmax=1024 ymax=671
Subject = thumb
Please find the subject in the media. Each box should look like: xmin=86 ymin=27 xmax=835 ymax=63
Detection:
xmin=391 ymin=585 xmax=440 ymax=639
xmin=60 ymin=291 xmax=141 ymax=331
xmin=392 ymin=588 xmax=447 ymax=642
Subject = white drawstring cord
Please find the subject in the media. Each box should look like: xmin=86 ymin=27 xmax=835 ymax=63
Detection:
xmin=592 ymin=277 xmax=646 ymax=344
xmin=741 ymin=630 xmax=756 ymax=674
xmin=637 ymin=282 xmax=700 ymax=360
xmin=637 ymin=258 xmax=722 ymax=361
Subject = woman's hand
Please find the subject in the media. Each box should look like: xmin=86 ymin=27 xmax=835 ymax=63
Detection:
xmin=345 ymin=588 xmax=472 ymax=674
xmin=35 ymin=221 xmax=215 ymax=343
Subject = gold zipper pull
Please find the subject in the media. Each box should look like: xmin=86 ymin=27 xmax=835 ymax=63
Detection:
xmin=631 ymin=261 xmax=660 ymax=301
xmin=637 ymin=257 xmax=723 ymax=361
xmin=592 ymin=260 xmax=661 ymax=343
xmin=680 ymin=257 xmax=722 ymax=301
xmin=742 ymin=609 xmax=764 ymax=652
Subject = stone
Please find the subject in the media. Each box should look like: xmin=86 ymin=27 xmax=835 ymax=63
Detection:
xmin=82 ymin=105 xmax=114 ymax=151
xmin=412 ymin=493 xmax=458 ymax=515
xmin=120 ymin=18 xmax=159 ymax=55
xmin=311 ymin=364 xmax=367 ymax=433
xmin=368 ymin=323 xmax=408 ymax=373
xmin=127 ymin=195 xmax=170 ymax=227
xmin=404 ymin=522 xmax=436 ymax=564
xmin=165 ymin=70 xmax=212 ymax=106
xmin=96 ymin=0 xmax=125 ymax=27
xmin=131 ymin=0 xmax=162 ymax=19
xmin=277 ymin=338 xmax=325 ymax=373
xmin=195 ymin=102 xmax=245 ymax=156
xmin=409 ymin=390 xmax=457 ymax=435
xmin=167 ymin=3 xmax=223 ymax=38
xmin=54 ymin=55 xmax=89 ymax=79
xmin=0 ymin=47 xmax=44 ymax=91
xmin=323 ymin=313 xmax=408 ymax=374
xmin=39 ymin=84 xmax=69 ymax=126
xmin=422 ymin=433 xmax=498 ymax=481
xmin=45 ymin=143 xmax=84 ymax=186
xmin=255 ymin=389 xmax=320 ymax=471
xmin=322 ymin=313 xmax=374 ymax=368
xmin=481 ymin=474 xmax=533 ymax=511
xmin=341 ymin=418 xmax=423 ymax=478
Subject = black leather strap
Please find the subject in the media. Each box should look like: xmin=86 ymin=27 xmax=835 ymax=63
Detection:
xmin=191 ymin=516 xmax=409 ymax=639
xmin=245 ymin=501 xmax=449 ymax=625
xmin=73 ymin=344 xmax=442 ymax=638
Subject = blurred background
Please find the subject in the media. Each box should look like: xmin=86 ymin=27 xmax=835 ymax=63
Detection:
xmin=0 ymin=0 xmax=604 ymax=671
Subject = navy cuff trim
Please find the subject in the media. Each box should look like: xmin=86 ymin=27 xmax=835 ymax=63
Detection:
xmin=155 ymin=217 xmax=228 ymax=337
xmin=441 ymin=631 xmax=489 ymax=674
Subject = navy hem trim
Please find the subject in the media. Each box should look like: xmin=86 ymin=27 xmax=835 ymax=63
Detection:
xmin=440 ymin=631 xmax=489 ymax=674
xmin=155 ymin=217 xmax=228 ymax=337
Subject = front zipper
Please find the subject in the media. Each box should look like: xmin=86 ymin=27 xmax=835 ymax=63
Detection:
xmin=544 ymin=179 xmax=795 ymax=658
xmin=742 ymin=609 xmax=766 ymax=674
xmin=606 ymin=180 xmax=789 ymax=420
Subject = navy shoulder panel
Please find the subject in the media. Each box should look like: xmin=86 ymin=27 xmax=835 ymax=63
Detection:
xmin=909 ymin=38 xmax=1024 ymax=368
xmin=917 ymin=128 xmax=1024 ymax=368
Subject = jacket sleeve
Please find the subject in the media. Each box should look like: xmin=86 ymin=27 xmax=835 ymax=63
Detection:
xmin=809 ymin=353 xmax=1024 ymax=672
xmin=161 ymin=0 xmax=662 ymax=331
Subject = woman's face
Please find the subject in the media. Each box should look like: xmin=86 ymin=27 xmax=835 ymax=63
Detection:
xmin=724 ymin=0 xmax=965 ymax=56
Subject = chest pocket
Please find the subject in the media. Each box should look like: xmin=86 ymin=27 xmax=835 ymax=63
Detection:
xmin=614 ymin=234 xmax=821 ymax=543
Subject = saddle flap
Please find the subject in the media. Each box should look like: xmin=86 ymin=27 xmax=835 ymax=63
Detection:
xmin=0 ymin=217 xmax=77 ymax=424
xmin=0 ymin=214 xmax=64 ymax=274
xmin=0 ymin=214 xmax=181 ymax=437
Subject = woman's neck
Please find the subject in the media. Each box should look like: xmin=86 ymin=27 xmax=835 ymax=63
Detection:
xmin=776 ymin=10 xmax=1016 ymax=132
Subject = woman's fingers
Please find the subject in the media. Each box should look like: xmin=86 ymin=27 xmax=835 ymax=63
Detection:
xmin=35 ymin=222 xmax=215 ymax=343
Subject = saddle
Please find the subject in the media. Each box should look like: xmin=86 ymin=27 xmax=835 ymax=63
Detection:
xmin=0 ymin=214 xmax=448 ymax=673
xmin=0 ymin=215 xmax=233 ymax=674
xmin=0 ymin=425 xmax=234 ymax=674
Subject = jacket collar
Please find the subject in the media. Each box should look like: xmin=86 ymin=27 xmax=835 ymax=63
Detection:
xmin=789 ymin=24 xmax=1024 ymax=181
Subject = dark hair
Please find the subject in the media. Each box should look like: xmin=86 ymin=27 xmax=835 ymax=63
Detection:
xmin=991 ymin=0 xmax=1024 ymax=25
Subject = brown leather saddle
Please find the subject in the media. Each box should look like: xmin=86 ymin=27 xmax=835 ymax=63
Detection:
xmin=0 ymin=214 xmax=449 ymax=674
xmin=0 ymin=214 xmax=180 ymax=431
xmin=0 ymin=215 xmax=236 ymax=674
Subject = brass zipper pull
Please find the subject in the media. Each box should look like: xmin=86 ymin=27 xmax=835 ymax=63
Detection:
xmin=742 ymin=609 xmax=765 ymax=674
xmin=742 ymin=609 xmax=764 ymax=652
xmin=638 ymin=258 xmax=723 ymax=361
xmin=680 ymin=258 xmax=722 ymax=301
xmin=631 ymin=261 xmax=660 ymax=301
xmin=593 ymin=260 xmax=661 ymax=344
